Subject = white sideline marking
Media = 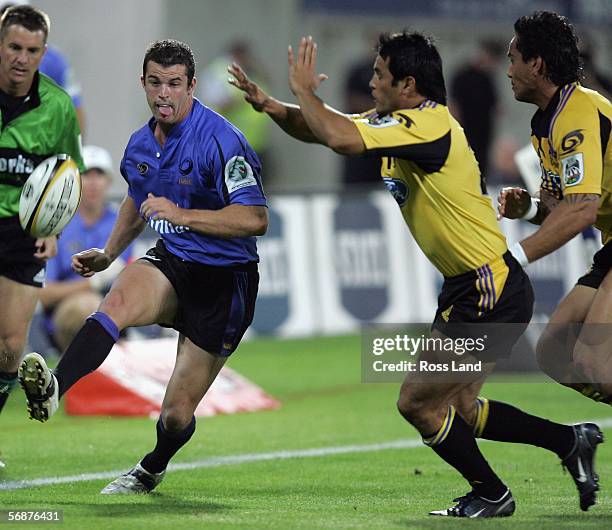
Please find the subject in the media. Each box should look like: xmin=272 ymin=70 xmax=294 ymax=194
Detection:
xmin=2 ymin=417 xmax=611 ymax=492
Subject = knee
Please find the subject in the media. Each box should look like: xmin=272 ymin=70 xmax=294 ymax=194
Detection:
xmin=161 ymin=406 xmax=194 ymax=433
xmin=0 ymin=333 xmax=27 ymax=362
xmin=98 ymin=290 xmax=128 ymax=327
xmin=397 ymin=392 xmax=429 ymax=425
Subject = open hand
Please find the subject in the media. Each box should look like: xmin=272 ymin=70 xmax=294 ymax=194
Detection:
xmin=228 ymin=62 xmax=269 ymax=112
xmin=288 ymin=36 xmax=328 ymax=96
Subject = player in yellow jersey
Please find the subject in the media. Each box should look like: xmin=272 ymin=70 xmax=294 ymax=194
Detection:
xmin=499 ymin=12 xmax=612 ymax=409
xmin=230 ymin=31 xmax=601 ymax=516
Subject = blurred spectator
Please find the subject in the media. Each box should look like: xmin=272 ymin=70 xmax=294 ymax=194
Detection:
xmin=578 ymin=33 xmax=611 ymax=99
xmin=198 ymin=40 xmax=270 ymax=168
xmin=487 ymin=136 xmax=523 ymax=188
xmin=450 ymin=39 xmax=505 ymax=186
xmin=341 ymin=46 xmax=381 ymax=186
xmin=38 ymin=146 xmax=133 ymax=351
xmin=0 ymin=3 xmax=85 ymax=134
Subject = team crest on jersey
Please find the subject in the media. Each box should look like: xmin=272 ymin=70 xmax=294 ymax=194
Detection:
xmin=179 ymin=158 xmax=193 ymax=175
xmin=137 ymin=163 xmax=149 ymax=175
xmin=383 ymin=177 xmax=408 ymax=206
xmin=561 ymin=152 xmax=584 ymax=187
xmin=224 ymin=156 xmax=257 ymax=193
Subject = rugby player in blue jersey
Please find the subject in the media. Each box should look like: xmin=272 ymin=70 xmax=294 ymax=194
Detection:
xmin=18 ymin=39 xmax=268 ymax=494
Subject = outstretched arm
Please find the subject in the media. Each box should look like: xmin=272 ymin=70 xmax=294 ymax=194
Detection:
xmin=288 ymin=37 xmax=366 ymax=155
xmin=228 ymin=62 xmax=319 ymax=143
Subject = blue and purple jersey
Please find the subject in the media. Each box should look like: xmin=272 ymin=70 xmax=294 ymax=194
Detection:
xmin=120 ymin=99 xmax=267 ymax=266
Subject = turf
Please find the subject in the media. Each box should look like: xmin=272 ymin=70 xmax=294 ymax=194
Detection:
xmin=1 ymin=334 xmax=611 ymax=529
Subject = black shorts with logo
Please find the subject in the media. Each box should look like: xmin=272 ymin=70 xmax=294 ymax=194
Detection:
xmin=577 ymin=241 xmax=612 ymax=289
xmin=141 ymin=240 xmax=259 ymax=357
xmin=432 ymin=251 xmax=534 ymax=361
xmin=0 ymin=216 xmax=45 ymax=287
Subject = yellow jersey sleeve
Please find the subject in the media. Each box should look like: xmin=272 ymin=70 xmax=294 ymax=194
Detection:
xmin=553 ymin=93 xmax=603 ymax=196
xmin=352 ymin=106 xmax=451 ymax=172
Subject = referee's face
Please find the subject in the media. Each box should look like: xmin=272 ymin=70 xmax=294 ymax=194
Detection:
xmin=0 ymin=24 xmax=46 ymax=97
xmin=142 ymin=61 xmax=195 ymax=127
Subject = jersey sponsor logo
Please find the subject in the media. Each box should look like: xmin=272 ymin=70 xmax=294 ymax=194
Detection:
xmin=560 ymin=129 xmax=584 ymax=154
xmin=224 ymin=156 xmax=257 ymax=193
xmin=382 ymin=177 xmax=409 ymax=206
xmin=147 ymin=218 xmax=190 ymax=234
xmin=137 ymin=163 xmax=149 ymax=175
xmin=561 ymin=152 xmax=584 ymax=187
xmin=179 ymin=158 xmax=193 ymax=175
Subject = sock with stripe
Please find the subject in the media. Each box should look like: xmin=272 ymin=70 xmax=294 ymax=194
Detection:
xmin=141 ymin=416 xmax=196 ymax=474
xmin=55 ymin=312 xmax=119 ymax=398
xmin=473 ymin=398 xmax=575 ymax=458
xmin=0 ymin=371 xmax=17 ymax=413
xmin=424 ymin=405 xmax=507 ymax=500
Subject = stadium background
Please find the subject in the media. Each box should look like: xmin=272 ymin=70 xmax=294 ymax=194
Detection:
xmin=2 ymin=2 xmax=612 ymax=527
xmin=29 ymin=0 xmax=612 ymax=339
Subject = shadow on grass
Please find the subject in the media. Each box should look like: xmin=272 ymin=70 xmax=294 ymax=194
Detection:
xmin=49 ymin=494 xmax=227 ymax=519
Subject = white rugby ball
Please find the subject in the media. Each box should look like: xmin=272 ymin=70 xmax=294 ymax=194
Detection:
xmin=19 ymin=154 xmax=82 ymax=238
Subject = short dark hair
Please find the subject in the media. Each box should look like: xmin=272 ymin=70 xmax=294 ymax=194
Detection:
xmin=377 ymin=30 xmax=447 ymax=105
xmin=143 ymin=39 xmax=196 ymax=85
xmin=514 ymin=11 xmax=582 ymax=86
xmin=0 ymin=4 xmax=50 ymax=43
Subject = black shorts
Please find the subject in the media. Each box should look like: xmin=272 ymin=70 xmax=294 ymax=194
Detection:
xmin=141 ymin=240 xmax=259 ymax=357
xmin=0 ymin=216 xmax=45 ymax=287
xmin=432 ymin=251 xmax=534 ymax=360
xmin=577 ymin=241 xmax=612 ymax=289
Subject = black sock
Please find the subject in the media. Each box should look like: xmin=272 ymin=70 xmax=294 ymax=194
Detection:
xmin=478 ymin=400 xmax=575 ymax=458
xmin=55 ymin=312 xmax=119 ymax=398
xmin=141 ymin=416 xmax=196 ymax=474
xmin=425 ymin=406 xmax=506 ymax=500
xmin=0 ymin=371 xmax=17 ymax=413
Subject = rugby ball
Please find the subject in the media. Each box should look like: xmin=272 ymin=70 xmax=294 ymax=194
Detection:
xmin=19 ymin=154 xmax=81 ymax=238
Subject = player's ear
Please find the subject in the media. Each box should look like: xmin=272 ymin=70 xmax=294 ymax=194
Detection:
xmin=532 ymin=56 xmax=544 ymax=78
xmin=402 ymin=76 xmax=416 ymax=95
xmin=188 ymin=76 xmax=197 ymax=94
xmin=140 ymin=75 xmax=145 ymax=88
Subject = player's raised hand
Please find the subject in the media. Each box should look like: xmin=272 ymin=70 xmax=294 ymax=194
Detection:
xmin=72 ymin=248 xmax=112 ymax=277
xmin=497 ymin=187 xmax=531 ymax=220
xmin=140 ymin=193 xmax=185 ymax=226
xmin=288 ymin=36 xmax=328 ymax=96
xmin=228 ymin=62 xmax=269 ymax=112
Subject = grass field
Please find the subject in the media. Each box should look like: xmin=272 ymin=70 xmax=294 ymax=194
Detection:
xmin=1 ymin=334 xmax=612 ymax=529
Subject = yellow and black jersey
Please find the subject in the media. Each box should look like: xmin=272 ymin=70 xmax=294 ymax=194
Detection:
xmin=530 ymin=83 xmax=612 ymax=243
xmin=352 ymin=102 xmax=507 ymax=277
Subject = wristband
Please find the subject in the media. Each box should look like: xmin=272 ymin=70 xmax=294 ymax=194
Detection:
xmin=509 ymin=242 xmax=529 ymax=267
xmin=520 ymin=198 xmax=539 ymax=221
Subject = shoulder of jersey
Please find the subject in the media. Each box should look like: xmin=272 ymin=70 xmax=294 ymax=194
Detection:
xmin=38 ymin=73 xmax=72 ymax=105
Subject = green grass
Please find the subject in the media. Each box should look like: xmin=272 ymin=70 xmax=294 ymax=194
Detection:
xmin=1 ymin=334 xmax=612 ymax=529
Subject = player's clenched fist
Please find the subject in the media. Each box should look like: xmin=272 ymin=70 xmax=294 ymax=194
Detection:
xmin=497 ymin=187 xmax=531 ymax=220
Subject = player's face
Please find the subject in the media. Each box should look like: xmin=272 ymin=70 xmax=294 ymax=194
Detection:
xmin=369 ymin=55 xmax=402 ymax=115
xmin=507 ymin=36 xmax=537 ymax=103
xmin=0 ymin=24 xmax=46 ymax=96
xmin=142 ymin=61 xmax=195 ymax=126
